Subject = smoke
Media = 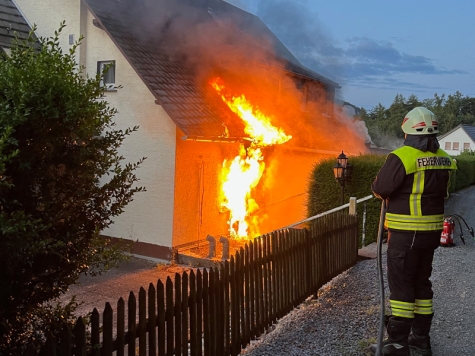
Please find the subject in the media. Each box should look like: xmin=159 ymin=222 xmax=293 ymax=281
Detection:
xmin=339 ymin=104 xmax=373 ymax=145
xmin=126 ymin=0 xmax=369 ymax=152
xmin=226 ymin=0 xmax=345 ymax=81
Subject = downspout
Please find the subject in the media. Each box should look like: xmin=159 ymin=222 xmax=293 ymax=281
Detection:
xmin=197 ymin=158 xmax=204 ymax=248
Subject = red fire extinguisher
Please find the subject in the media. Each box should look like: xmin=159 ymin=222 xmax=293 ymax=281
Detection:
xmin=440 ymin=216 xmax=455 ymax=247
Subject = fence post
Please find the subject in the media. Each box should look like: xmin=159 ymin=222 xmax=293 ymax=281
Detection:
xmin=128 ymin=292 xmax=137 ymax=356
xmin=138 ymin=288 xmax=147 ymax=356
xmin=117 ymin=298 xmax=125 ymax=356
xmin=362 ymin=202 xmax=367 ymax=247
xmin=349 ymin=197 xmax=357 ymax=215
xmin=90 ymin=309 xmax=100 ymax=356
xmin=103 ymin=303 xmax=113 ymax=356
xmin=24 ymin=343 xmax=40 ymax=356
xmin=74 ymin=317 xmax=86 ymax=356
xmin=42 ymin=332 xmax=57 ymax=356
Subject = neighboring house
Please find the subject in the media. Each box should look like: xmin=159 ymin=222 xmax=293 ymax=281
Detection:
xmin=6 ymin=0 xmax=361 ymax=261
xmin=438 ymin=124 xmax=475 ymax=156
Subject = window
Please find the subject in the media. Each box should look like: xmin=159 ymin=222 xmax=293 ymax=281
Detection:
xmin=97 ymin=60 xmax=116 ymax=90
xmin=464 ymin=143 xmax=471 ymax=151
xmin=445 ymin=142 xmax=451 ymax=150
xmin=453 ymin=142 xmax=460 ymax=151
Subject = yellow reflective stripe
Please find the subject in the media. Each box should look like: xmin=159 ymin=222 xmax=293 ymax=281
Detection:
xmin=415 ymin=299 xmax=433 ymax=315
xmin=391 ymin=300 xmax=415 ymax=309
xmin=410 ymin=171 xmax=424 ymax=216
xmin=386 ymin=221 xmax=443 ymax=231
xmin=415 ymin=299 xmax=433 ymax=307
xmin=414 ymin=306 xmax=433 ymax=315
xmin=386 ymin=213 xmax=444 ymax=231
xmin=386 ymin=213 xmax=444 ymax=223
xmin=390 ymin=300 xmax=415 ymax=318
xmin=393 ymin=309 xmax=415 ymax=318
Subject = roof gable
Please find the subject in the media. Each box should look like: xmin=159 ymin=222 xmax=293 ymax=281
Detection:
xmin=438 ymin=124 xmax=475 ymax=144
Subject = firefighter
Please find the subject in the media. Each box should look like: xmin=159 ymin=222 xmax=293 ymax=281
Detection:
xmin=370 ymin=107 xmax=456 ymax=356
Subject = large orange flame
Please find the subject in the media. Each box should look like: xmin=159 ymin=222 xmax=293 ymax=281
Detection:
xmin=211 ymin=77 xmax=291 ymax=239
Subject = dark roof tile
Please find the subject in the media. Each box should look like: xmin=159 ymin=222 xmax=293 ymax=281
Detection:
xmin=462 ymin=125 xmax=475 ymax=142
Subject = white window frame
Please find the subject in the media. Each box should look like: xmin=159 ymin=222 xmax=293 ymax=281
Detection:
xmin=97 ymin=60 xmax=116 ymax=91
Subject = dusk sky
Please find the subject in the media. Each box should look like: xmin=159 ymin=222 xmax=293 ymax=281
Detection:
xmin=226 ymin=0 xmax=475 ymax=110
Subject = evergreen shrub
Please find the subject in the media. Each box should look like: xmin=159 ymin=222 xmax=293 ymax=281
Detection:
xmin=452 ymin=154 xmax=475 ymax=191
xmin=307 ymin=151 xmax=475 ymax=247
xmin=307 ymin=154 xmax=386 ymax=246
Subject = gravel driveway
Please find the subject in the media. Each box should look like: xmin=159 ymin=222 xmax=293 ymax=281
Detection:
xmin=240 ymin=185 xmax=475 ymax=356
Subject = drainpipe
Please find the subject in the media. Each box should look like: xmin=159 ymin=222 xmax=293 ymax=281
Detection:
xmin=197 ymin=158 xmax=204 ymax=248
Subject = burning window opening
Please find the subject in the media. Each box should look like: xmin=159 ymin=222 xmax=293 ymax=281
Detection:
xmin=210 ymin=77 xmax=292 ymax=240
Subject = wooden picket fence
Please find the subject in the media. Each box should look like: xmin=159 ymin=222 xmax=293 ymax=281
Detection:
xmin=31 ymin=211 xmax=358 ymax=356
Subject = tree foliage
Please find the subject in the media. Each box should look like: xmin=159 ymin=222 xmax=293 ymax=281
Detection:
xmin=358 ymin=92 xmax=475 ymax=149
xmin=0 ymin=24 xmax=144 ymax=352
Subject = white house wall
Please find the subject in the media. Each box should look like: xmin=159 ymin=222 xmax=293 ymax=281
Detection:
xmin=438 ymin=128 xmax=474 ymax=156
xmin=14 ymin=0 xmax=81 ymax=49
xmin=14 ymin=0 xmax=177 ymax=250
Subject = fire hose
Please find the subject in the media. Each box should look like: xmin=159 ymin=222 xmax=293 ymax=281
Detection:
xmin=451 ymin=213 xmax=474 ymax=242
xmin=375 ymin=199 xmax=387 ymax=356
xmin=374 ymin=206 xmax=474 ymax=356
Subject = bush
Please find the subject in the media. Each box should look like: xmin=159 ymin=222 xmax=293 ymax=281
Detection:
xmin=451 ymin=154 xmax=475 ymax=191
xmin=0 ymin=24 xmax=144 ymax=353
xmin=307 ymin=149 xmax=475 ymax=247
xmin=307 ymin=153 xmax=387 ymax=246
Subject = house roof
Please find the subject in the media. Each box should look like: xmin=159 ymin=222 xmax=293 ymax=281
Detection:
xmin=438 ymin=124 xmax=475 ymax=143
xmin=83 ymin=0 xmax=340 ymax=139
xmin=0 ymin=0 xmax=34 ymax=52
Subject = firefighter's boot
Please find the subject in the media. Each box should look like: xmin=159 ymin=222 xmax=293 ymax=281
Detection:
xmin=408 ymin=314 xmax=433 ymax=356
xmin=370 ymin=317 xmax=412 ymax=355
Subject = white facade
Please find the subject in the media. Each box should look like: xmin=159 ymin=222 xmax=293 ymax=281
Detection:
xmin=15 ymin=0 xmax=177 ymax=248
xmin=438 ymin=126 xmax=475 ymax=156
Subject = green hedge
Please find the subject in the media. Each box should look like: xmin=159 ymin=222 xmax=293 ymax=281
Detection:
xmin=452 ymin=155 xmax=475 ymax=191
xmin=307 ymin=154 xmax=386 ymax=247
xmin=307 ymin=152 xmax=475 ymax=247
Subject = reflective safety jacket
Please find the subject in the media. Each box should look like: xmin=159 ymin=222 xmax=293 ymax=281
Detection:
xmin=372 ymin=146 xmax=456 ymax=232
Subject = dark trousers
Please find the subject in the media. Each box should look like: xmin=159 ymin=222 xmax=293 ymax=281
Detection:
xmin=387 ymin=230 xmax=440 ymax=303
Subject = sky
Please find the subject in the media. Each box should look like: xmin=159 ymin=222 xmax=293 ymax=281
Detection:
xmin=225 ymin=0 xmax=475 ymax=110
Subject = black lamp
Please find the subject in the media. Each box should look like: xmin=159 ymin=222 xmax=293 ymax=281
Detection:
xmin=332 ymin=151 xmax=352 ymax=205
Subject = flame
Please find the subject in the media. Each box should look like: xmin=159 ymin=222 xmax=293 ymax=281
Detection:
xmin=211 ymin=77 xmax=292 ymax=239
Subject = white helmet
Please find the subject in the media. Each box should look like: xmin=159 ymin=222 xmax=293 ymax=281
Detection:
xmin=401 ymin=107 xmax=438 ymax=135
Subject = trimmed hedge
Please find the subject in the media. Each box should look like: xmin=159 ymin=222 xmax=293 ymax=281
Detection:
xmin=452 ymin=155 xmax=475 ymax=191
xmin=307 ymin=152 xmax=475 ymax=247
xmin=307 ymin=154 xmax=386 ymax=247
